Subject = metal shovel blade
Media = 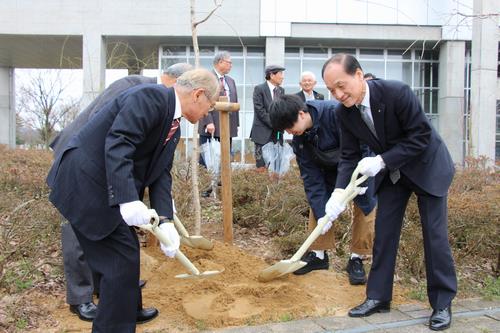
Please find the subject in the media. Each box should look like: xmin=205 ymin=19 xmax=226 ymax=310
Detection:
xmin=258 ymin=260 xmax=307 ymax=282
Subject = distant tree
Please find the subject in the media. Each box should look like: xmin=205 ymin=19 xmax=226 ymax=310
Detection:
xmin=16 ymin=70 xmax=78 ymax=149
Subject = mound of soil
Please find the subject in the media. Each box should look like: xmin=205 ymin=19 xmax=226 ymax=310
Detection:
xmin=48 ymin=235 xmax=409 ymax=332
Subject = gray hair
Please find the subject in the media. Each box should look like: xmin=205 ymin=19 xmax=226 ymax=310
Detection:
xmin=176 ymin=68 xmax=219 ymax=100
xmin=213 ymin=51 xmax=231 ymax=65
xmin=300 ymin=71 xmax=316 ymax=81
xmin=163 ymin=62 xmax=193 ymax=78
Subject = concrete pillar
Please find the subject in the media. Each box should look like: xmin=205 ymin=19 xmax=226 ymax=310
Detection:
xmin=469 ymin=0 xmax=497 ymax=162
xmin=0 ymin=67 xmax=15 ymax=148
xmin=438 ymin=41 xmax=465 ymax=164
xmin=82 ymin=31 xmax=106 ymax=108
xmin=265 ymin=37 xmax=285 ymax=67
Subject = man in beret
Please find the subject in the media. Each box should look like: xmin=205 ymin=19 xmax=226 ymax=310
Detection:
xmin=250 ymin=65 xmax=285 ymax=169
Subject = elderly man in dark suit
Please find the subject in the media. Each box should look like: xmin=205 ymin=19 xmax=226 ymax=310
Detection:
xmin=47 ymin=68 xmax=219 ymax=332
xmin=294 ymin=71 xmax=324 ymax=102
xmin=198 ymin=51 xmax=239 ymax=196
xmin=51 ymin=63 xmax=192 ymax=322
xmin=250 ymin=65 xmax=285 ymax=168
xmin=322 ymin=54 xmax=456 ymax=331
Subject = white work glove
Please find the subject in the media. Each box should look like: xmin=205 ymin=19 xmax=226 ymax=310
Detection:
xmin=357 ymin=155 xmax=385 ymax=177
xmin=323 ymin=189 xmax=347 ymax=234
xmin=119 ymin=200 xmax=151 ymax=227
xmin=159 ymin=222 xmax=180 ymax=258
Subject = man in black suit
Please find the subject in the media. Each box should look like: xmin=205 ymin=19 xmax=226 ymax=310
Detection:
xmin=47 ymin=68 xmax=219 ymax=332
xmin=250 ymin=65 xmax=285 ymax=168
xmin=51 ymin=63 xmax=192 ymax=322
xmin=198 ymin=51 xmax=239 ymax=196
xmin=322 ymin=54 xmax=456 ymax=331
xmin=294 ymin=71 xmax=324 ymax=102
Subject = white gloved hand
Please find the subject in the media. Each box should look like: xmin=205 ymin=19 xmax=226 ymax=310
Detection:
xmin=323 ymin=189 xmax=347 ymax=234
xmin=119 ymin=200 xmax=151 ymax=226
xmin=172 ymin=199 xmax=177 ymax=214
xmin=159 ymin=222 xmax=180 ymax=258
xmin=320 ymin=217 xmax=333 ymax=235
xmin=357 ymin=155 xmax=385 ymax=177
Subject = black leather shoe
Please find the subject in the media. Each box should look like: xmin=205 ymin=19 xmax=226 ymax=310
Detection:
xmin=346 ymin=257 xmax=367 ymax=285
xmin=70 ymin=302 xmax=97 ymax=321
xmin=429 ymin=306 xmax=452 ymax=331
xmin=139 ymin=279 xmax=147 ymax=289
xmin=137 ymin=307 xmax=159 ymax=324
xmin=348 ymin=298 xmax=391 ymax=317
xmin=293 ymin=251 xmax=329 ymax=275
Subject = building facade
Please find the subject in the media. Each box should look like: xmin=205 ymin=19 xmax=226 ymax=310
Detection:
xmin=0 ymin=0 xmax=498 ymax=163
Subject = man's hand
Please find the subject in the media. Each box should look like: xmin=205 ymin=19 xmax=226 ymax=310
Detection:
xmin=323 ymin=189 xmax=346 ymax=234
xmin=205 ymin=123 xmax=216 ymax=135
xmin=119 ymin=200 xmax=151 ymax=226
xmin=358 ymin=155 xmax=385 ymax=177
xmin=159 ymin=222 xmax=180 ymax=258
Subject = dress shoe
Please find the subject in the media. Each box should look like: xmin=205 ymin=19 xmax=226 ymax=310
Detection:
xmin=348 ymin=298 xmax=391 ymax=317
xmin=429 ymin=306 xmax=452 ymax=331
xmin=346 ymin=257 xmax=367 ymax=285
xmin=70 ymin=301 xmax=97 ymax=321
xmin=293 ymin=251 xmax=329 ymax=275
xmin=137 ymin=307 xmax=159 ymax=324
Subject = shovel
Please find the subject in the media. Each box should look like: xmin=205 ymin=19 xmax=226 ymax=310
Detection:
xmin=172 ymin=213 xmax=214 ymax=250
xmin=139 ymin=212 xmax=223 ymax=279
xmin=258 ymin=166 xmax=368 ymax=282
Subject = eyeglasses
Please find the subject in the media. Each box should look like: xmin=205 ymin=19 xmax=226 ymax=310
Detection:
xmin=202 ymin=89 xmax=216 ymax=109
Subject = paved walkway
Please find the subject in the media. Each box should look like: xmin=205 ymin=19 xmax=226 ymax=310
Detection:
xmin=206 ymin=298 xmax=500 ymax=333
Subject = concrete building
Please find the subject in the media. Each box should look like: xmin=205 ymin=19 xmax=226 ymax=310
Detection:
xmin=1 ymin=0 xmax=498 ymax=163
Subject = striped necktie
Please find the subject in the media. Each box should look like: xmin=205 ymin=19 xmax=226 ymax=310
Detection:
xmin=163 ymin=118 xmax=180 ymax=145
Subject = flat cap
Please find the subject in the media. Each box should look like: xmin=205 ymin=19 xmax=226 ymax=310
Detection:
xmin=265 ymin=64 xmax=285 ymax=76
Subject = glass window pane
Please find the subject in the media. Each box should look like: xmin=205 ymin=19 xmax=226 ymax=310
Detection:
xmin=414 ymin=62 xmax=432 ymax=87
xmin=431 ymin=90 xmax=438 ymax=114
xmin=386 ymin=62 xmax=412 ymax=86
xmin=229 ymin=58 xmax=244 ymax=83
xmin=190 ymin=46 xmax=214 ymax=56
xmin=387 ymin=50 xmax=411 ymax=60
xmin=162 ymin=46 xmax=186 ymax=56
xmin=359 ymin=61 xmax=384 ymax=79
xmin=284 ymin=58 xmax=301 ymax=86
xmin=415 ymin=49 xmax=439 ymax=60
xmin=243 ymin=112 xmax=255 ymax=139
xmin=285 ymin=47 xmax=300 ymax=57
xmin=246 ymin=58 xmax=265 ymax=85
xmin=432 ymin=63 xmax=439 ymax=87
xmin=219 ymin=46 xmax=243 ymax=56
xmin=245 ymin=86 xmax=256 ymax=111
xmin=332 ymin=48 xmax=355 ymax=55
xmin=247 ymin=47 xmax=265 ymax=57
xmin=359 ymin=49 xmax=384 ymax=59
xmin=303 ymin=47 xmax=328 ymax=58
xmin=302 ymin=59 xmax=325 ymax=85
xmin=160 ymin=57 xmax=187 ymax=71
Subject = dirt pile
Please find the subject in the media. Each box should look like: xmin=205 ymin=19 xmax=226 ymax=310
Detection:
xmin=50 ymin=240 xmax=408 ymax=332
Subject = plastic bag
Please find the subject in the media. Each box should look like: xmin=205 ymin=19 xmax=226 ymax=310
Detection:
xmin=262 ymin=141 xmax=294 ymax=176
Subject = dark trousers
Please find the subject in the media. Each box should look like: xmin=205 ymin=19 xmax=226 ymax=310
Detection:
xmin=254 ymin=143 xmax=265 ymax=168
xmin=366 ymin=175 xmax=457 ymax=309
xmin=61 ymin=222 xmax=98 ymax=305
xmin=73 ymin=222 xmax=142 ymax=333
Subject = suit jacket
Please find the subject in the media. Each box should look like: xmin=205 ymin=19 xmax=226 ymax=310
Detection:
xmin=294 ymin=90 xmax=324 ymax=102
xmin=47 ymin=85 xmax=180 ymax=240
xmin=198 ymin=72 xmax=239 ymax=137
xmin=250 ymin=82 xmax=285 ymax=145
xmin=335 ymin=79 xmax=454 ymax=197
xmin=50 ymin=75 xmax=156 ymax=157
xmin=293 ymin=100 xmax=376 ymax=219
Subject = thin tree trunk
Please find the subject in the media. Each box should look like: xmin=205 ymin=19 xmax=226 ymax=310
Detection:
xmin=190 ymin=0 xmax=202 ymax=235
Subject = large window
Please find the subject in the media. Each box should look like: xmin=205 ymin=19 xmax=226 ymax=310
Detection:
xmin=160 ymin=45 xmax=265 ymax=163
xmin=284 ymin=47 xmax=440 ymax=128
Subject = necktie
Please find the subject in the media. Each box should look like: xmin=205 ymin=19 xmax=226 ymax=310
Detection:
xmin=273 ymin=87 xmax=280 ymax=100
xmin=219 ymin=76 xmax=226 ymax=96
xmin=164 ymin=118 xmax=180 ymax=145
xmin=358 ymin=104 xmax=378 ymax=139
